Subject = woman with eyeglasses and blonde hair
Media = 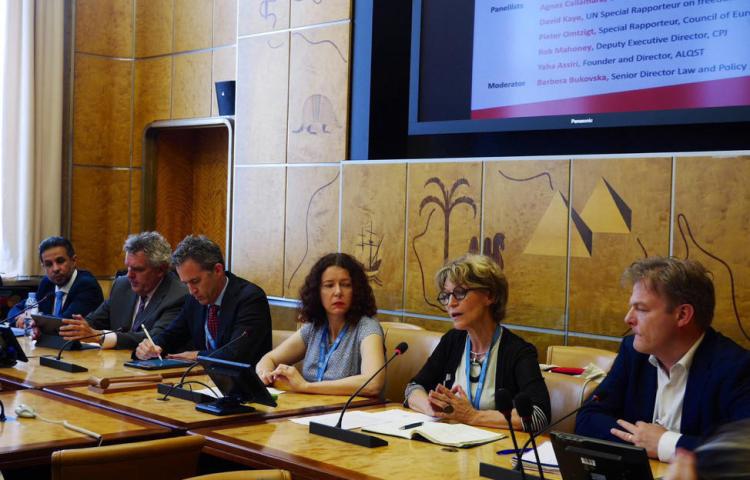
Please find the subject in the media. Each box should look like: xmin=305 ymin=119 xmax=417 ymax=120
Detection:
xmin=405 ymin=254 xmax=550 ymax=431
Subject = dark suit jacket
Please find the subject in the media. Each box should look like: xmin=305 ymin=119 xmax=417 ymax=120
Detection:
xmin=8 ymin=269 xmax=103 ymax=320
xmin=575 ymin=327 xmax=750 ymax=451
xmin=87 ymin=272 xmax=187 ymax=349
xmin=409 ymin=327 xmax=551 ymax=423
xmin=154 ymin=272 xmax=272 ymax=365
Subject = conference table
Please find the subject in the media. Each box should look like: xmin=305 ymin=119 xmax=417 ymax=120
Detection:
xmin=0 ymin=389 xmax=171 ymax=470
xmin=46 ymin=376 xmax=381 ymax=432
xmin=189 ymin=404 xmax=670 ymax=480
xmin=0 ymin=337 xmax=198 ymax=389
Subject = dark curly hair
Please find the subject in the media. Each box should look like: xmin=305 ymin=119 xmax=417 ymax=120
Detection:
xmin=298 ymin=253 xmax=377 ymax=327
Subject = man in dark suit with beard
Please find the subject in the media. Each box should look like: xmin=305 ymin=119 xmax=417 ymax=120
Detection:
xmin=11 ymin=236 xmax=103 ymax=326
xmin=135 ymin=235 xmax=272 ymax=365
xmin=60 ymin=231 xmax=187 ymax=350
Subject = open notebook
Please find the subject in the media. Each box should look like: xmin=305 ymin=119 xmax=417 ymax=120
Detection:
xmin=363 ymin=421 xmax=505 ymax=448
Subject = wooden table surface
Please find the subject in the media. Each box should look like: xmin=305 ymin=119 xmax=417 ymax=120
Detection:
xmin=0 ymin=337 xmax=197 ymax=389
xmin=190 ymin=404 xmax=670 ymax=480
xmin=46 ymin=376 xmax=382 ymax=432
xmin=0 ymin=389 xmax=171 ymax=470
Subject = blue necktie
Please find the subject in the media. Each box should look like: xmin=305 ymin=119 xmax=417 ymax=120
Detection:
xmin=53 ymin=290 xmax=65 ymax=317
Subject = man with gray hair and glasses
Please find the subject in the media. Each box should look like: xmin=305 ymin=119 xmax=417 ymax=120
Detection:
xmin=60 ymin=231 xmax=187 ymax=349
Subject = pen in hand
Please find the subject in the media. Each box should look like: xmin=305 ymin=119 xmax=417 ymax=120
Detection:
xmin=141 ymin=326 xmax=162 ymax=361
xmin=400 ymin=421 xmax=423 ymax=430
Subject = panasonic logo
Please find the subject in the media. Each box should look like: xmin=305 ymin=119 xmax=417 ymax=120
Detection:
xmin=570 ymin=118 xmax=594 ymax=124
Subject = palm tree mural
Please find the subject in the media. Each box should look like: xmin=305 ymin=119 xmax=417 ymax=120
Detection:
xmin=419 ymin=177 xmax=477 ymax=261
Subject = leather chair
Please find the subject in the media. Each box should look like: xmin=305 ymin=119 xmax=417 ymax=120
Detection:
xmin=185 ymin=470 xmax=292 ymax=480
xmin=383 ymin=328 xmax=443 ymax=403
xmin=379 ymin=321 xmax=424 ymax=334
xmin=272 ymin=329 xmax=296 ymax=348
xmin=51 ymin=435 xmax=205 ymax=480
xmin=542 ymin=371 xmax=600 ymax=433
xmin=546 ymin=345 xmax=617 ymax=372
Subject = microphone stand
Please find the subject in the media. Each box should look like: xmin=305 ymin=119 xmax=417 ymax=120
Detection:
xmin=309 ymin=342 xmax=408 ymax=448
xmin=157 ymin=330 xmax=249 ymax=403
xmin=39 ymin=328 xmax=120 ymax=372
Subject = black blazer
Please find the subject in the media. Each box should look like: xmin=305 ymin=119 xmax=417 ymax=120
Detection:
xmin=409 ymin=327 xmax=551 ymax=422
xmin=154 ymin=272 xmax=272 ymax=365
xmin=8 ymin=269 xmax=103 ymax=320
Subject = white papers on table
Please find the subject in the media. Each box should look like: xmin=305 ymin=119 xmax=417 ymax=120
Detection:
xmin=511 ymin=441 xmax=560 ymax=474
xmin=192 ymin=386 xmax=284 ymax=399
xmin=291 ymin=409 xmax=437 ymax=430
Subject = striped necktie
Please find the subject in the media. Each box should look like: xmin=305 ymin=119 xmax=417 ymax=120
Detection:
xmin=207 ymin=304 xmax=220 ymax=339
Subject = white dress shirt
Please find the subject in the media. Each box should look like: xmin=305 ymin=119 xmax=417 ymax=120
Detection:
xmin=649 ymin=333 xmax=705 ymax=462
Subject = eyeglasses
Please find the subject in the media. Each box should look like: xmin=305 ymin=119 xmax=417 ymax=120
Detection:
xmin=437 ymin=287 xmax=483 ymax=305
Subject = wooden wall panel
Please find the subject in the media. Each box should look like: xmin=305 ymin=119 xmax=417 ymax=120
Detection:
xmin=236 ymin=33 xmax=289 ymax=164
xmin=270 ymin=304 xmax=300 ymax=330
xmin=133 ymin=57 xmax=172 ymax=167
xmin=290 ymin=0 xmax=350 ymax=27
xmin=405 ymin=162 xmax=482 ymax=316
xmin=172 ymin=52 xmax=212 ymax=119
xmin=211 ymin=47 xmax=237 ymax=117
xmin=153 ymin=129 xmax=228 ymax=252
xmin=75 ymin=0 xmax=133 ymax=57
xmin=341 ymin=164 xmax=407 ymax=311
xmin=483 ymin=160 xmax=570 ymax=330
xmin=673 ymin=156 xmax=750 ymax=349
xmin=130 ymin=168 xmax=142 ymax=234
xmin=239 ymin=0 xmax=290 ymax=35
xmin=135 ymin=0 xmax=173 ymax=58
xmin=233 ymin=166 xmax=287 ymax=297
xmin=192 ymin=129 xmax=229 ymax=249
xmin=71 ymin=167 xmax=131 ymax=276
xmin=174 ymin=0 xmax=213 ymax=52
xmin=287 ymin=23 xmax=349 ymax=163
xmin=403 ymin=316 xmax=452 ymax=334
xmin=284 ymin=166 xmax=340 ymax=298
xmin=566 ymin=336 xmax=621 ymax=353
xmin=213 ymin=0 xmax=238 ymax=47
xmin=568 ymin=158 xmax=672 ymax=337
xmin=73 ymin=55 xmax=133 ymax=167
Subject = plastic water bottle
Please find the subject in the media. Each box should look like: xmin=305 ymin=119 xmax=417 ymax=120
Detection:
xmin=24 ymin=292 xmax=38 ymax=338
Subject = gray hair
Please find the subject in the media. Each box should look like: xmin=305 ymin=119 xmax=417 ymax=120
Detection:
xmin=435 ymin=254 xmax=508 ymax=323
xmin=123 ymin=232 xmax=172 ymax=268
xmin=172 ymin=235 xmax=224 ymax=270
xmin=696 ymin=419 xmax=750 ymax=479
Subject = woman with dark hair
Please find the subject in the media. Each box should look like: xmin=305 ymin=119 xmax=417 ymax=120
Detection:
xmin=256 ymin=253 xmax=385 ymax=396
xmin=405 ymin=254 xmax=550 ymax=431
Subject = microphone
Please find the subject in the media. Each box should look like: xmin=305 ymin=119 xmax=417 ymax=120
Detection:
xmin=309 ymin=341 xmax=409 ymax=448
xmin=39 ymin=328 xmax=121 ymax=373
xmin=514 ymin=393 xmax=545 ymax=480
xmin=497 ymin=388 xmax=527 ymax=479
xmin=157 ymin=328 xmax=250 ymax=402
xmin=0 ymin=292 xmax=53 ymax=325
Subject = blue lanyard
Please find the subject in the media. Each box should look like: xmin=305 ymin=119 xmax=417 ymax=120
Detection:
xmin=464 ymin=326 xmax=501 ymax=410
xmin=316 ymin=324 xmax=348 ymax=381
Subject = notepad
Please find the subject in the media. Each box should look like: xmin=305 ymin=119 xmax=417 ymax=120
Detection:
xmin=363 ymin=421 xmax=505 ymax=448
xmin=510 ymin=441 xmax=560 ymax=475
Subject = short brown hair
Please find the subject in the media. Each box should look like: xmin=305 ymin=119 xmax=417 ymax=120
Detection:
xmin=623 ymin=257 xmax=715 ymax=329
xmin=436 ymin=254 xmax=508 ymax=323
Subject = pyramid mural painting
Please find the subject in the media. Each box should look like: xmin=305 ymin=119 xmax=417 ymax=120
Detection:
xmin=580 ymin=177 xmax=632 ymax=234
xmin=523 ymin=191 xmax=593 ymax=257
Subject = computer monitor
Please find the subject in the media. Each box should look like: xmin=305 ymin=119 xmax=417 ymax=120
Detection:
xmin=551 ymin=431 xmax=654 ymax=480
xmin=0 ymin=326 xmax=28 ymax=367
xmin=195 ymin=356 xmax=277 ymax=416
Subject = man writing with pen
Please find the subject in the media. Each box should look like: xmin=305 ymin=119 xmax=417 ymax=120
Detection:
xmin=134 ymin=235 xmax=272 ymax=364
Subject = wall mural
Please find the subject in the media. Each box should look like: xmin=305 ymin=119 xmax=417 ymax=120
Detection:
xmin=286 ymin=170 xmax=340 ymax=290
xmin=356 ymin=219 xmax=384 ymax=287
xmin=259 ymin=0 xmax=279 ymax=28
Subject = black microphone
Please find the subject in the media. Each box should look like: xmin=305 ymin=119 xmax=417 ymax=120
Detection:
xmin=309 ymin=341 xmax=409 ymax=448
xmin=39 ymin=328 xmax=121 ymax=373
xmin=518 ymin=391 xmax=605 ymax=455
xmin=514 ymin=393 xmax=545 ymax=480
xmin=158 ymin=328 xmax=251 ymax=402
xmin=0 ymin=292 xmax=53 ymax=325
xmin=497 ymin=388 xmax=527 ymax=479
